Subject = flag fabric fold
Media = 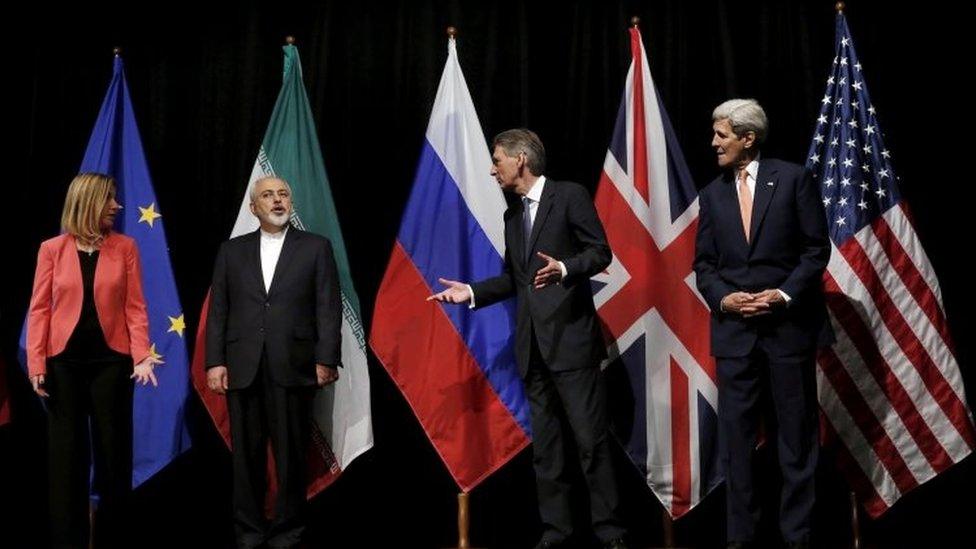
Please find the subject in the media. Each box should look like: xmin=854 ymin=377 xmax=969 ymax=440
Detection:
xmin=593 ymin=27 xmax=721 ymax=518
xmin=805 ymin=12 xmax=975 ymax=518
xmin=20 ymin=55 xmax=192 ymax=486
xmin=370 ymin=36 xmax=531 ymax=492
xmin=190 ymin=44 xmax=373 ymax=498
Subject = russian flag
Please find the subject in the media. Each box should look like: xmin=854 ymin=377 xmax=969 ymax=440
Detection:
xmin=370 ymin=35 xmax=530 ymax=491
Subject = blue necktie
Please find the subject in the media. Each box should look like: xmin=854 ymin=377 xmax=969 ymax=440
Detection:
xmin=522 ymin=196 xmax=533 ymax=263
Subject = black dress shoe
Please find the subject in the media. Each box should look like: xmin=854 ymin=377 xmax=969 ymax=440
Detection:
xmin=603 ymin=537 xmax=629 ymax=549
xmin=532 ymin=539 xmax=565 ymax=549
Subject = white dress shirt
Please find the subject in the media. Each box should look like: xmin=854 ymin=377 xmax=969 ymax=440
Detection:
xmin=260 ymin=226 xmax=288 ymax=293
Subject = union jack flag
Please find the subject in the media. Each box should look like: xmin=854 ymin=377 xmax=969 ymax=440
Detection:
xmin=594 ymin=26 xmax=720 ymax=518
xmin=807 ymin=11 xmax=975 ymax=517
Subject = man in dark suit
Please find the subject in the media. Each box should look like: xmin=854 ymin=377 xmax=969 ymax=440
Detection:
xmin=206 ymin=176 xmax=342 ymax=549
xmin=694 ymin=99 xmax=832 ymax=549
xmin=429 ymin=129 xmax=627 ymax=549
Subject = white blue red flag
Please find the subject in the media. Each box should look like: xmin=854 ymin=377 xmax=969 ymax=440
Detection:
xmin=370 ymin=36 xmax=531 ymax=491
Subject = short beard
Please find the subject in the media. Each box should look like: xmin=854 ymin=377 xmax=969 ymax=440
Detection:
xmin=267 ymin=212 xmax=290 ymax=227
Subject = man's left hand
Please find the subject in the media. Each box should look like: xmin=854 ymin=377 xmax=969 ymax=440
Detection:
xmin=316 ymin=364 xmax=339 ymax=387
xmin=747 ymin=289 xmax=786 ymax=316
xmin=534 ymin=252 xmax=563 ymax=288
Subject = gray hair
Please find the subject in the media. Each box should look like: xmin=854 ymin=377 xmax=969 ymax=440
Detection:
xmin=712 ymin=99 xmax=768 ymax=144
xmin=249 ymin=176 xmax=293 ymax=202
xmin=492 ymin=128 xmax=546 ymax=176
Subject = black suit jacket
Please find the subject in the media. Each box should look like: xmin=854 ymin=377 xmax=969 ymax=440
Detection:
xmin=205 ymin=227 xmax=342 ymax=389
xmin=471 ymin=179 xmax=612 ymax=377
xmin=694 ymin=158 xmax=833 ymax=358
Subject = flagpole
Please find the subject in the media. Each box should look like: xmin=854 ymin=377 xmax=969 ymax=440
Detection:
xmin=827 ymin=5 xmax=865 ymax=549
xmin=444 ymin=21 xmax=473 ymax=549
xmin=630 ymin=15 xmax=692 ymax=549
xmin=830 ymin=2 xmax=863 ymax=546
xmin=662 ymin=509 xmax=676 ymax=548
xmin=444 ymin=22 xmax=476 ymax=549
xmin=457 ymin=491 xmax=470 ymax=548
xmin=90 ymin=49 xmax=126 ymax=549
xmin=444 ymin=27 xmax=471 ymax=544
xmin=627 ymin=15 xmax=683 ymax=546
xmin=630 ymin=15 xmax=684 ymax=548
xmin=441 ymin=28 xmax=474 ymax=548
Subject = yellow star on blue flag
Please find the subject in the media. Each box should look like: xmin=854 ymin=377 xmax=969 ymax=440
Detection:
xmin=147 ymin=343 xmax=165 ymax=364
xmin=168 ymin=314 xmax=186 ymax=337
xmin=138 ymin=203 xmax=162 ymax=228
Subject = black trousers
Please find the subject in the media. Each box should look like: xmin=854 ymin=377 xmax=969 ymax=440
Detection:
xmin=524 ymin=334 xmax=625 ymax=544
xmin=46 ymin=355 xmax=133 ymax=549
xmin=227 ymin=354 xmax=313 ymax=549
xmin=717 ymin=340 xmax=819 ymax=544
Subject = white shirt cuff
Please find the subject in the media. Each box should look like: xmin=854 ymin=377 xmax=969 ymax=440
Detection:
xmin=777 ymin=289 xmax=792 ymax=304
xmin=558 ymin=261 xmax=568 ymax=280
xmin=465 ymin=284 xmax=476 ymax=309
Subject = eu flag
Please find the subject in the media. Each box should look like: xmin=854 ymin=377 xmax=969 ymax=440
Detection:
xmin=20 ymin=54 xmax=192 ymax=487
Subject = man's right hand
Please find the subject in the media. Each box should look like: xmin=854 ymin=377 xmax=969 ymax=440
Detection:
xmin=426 ymin=278 xmax=472 ymax=304
xmin=207 ymin=366 xmax=229 ymax=395
xmin=720 ymin=292 xmax=771 ymax=317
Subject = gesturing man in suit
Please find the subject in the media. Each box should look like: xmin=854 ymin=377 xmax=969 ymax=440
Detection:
xmin=429 ymin=129 xmax=627 ymax=549
xmin=694 ymin=99 xmax=832 ymax=549
xmin=206 ymin=176 xmax=342 ymax=549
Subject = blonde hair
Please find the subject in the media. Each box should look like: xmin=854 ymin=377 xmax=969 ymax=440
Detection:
xmin=61 ymin=173 xmax=117 ymax=245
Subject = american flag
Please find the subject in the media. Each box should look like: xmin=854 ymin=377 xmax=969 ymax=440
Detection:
xmin=806 ymin=11 xmax=975 ymax=517
xmin=594 ymin=26 xmax=721 ymax=518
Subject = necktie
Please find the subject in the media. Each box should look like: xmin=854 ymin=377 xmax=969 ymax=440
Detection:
xmin=522 ymin=196 xmax=533 ymax=261
xmin=738 ymin=168 xmax=752 ymax=243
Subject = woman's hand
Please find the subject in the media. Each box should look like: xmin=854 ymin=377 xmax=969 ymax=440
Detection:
xmin=31 ymin=374 xmax=49 ymax=397
xmin=131 ymin=356 xmax=161 ymax=387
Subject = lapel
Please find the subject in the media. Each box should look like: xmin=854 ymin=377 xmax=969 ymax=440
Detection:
xmin=526 ymin=180 xmax=555 ymax=263
xmin=267 ymin=227 xmax=301 ymax=298
xmin=62 ymin=234 xmax=84 ymax=286
xmin=246 ymin=230 xmax=267 ymax=297
xmin=749 ymin=160 xmax=778 ymax=247
xmin=513 ymin=199 xmax=528 ymax=267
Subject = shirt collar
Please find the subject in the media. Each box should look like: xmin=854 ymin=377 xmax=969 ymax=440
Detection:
xmin=260 ymin=225 xmax=289 ymax=241
xmin=524 ymin=175 xmax=547 ymax=202
xmin=742 ymin=154 xmax=761 ymax=181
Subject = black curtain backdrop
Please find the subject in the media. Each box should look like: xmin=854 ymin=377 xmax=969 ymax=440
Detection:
xmin=3 ymin=1 xmax=972 ymax=547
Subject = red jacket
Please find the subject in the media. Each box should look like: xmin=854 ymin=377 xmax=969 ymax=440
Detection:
xmin=27 ymin=232 xmax=151 ymax=376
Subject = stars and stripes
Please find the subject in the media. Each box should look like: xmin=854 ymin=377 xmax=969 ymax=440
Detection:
xmin=805 ymin=11 xmax=975 ymax=517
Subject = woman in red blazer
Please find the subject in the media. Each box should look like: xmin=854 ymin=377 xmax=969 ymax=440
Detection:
xmin=27 ymin=172 xmax=159 ymax=548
